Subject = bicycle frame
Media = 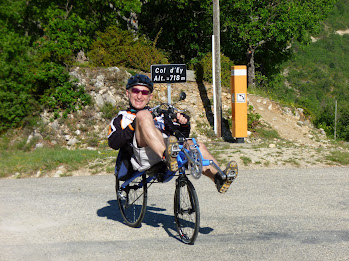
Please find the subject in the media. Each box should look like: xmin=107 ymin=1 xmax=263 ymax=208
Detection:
xmin=118 ymin=136 xmax=228 ymax=191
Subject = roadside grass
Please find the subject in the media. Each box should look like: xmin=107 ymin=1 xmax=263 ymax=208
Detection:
xmin=325 ymin=151 xmax=349 ymax=165
xmin=0 ymin=147 xmax=117 ymax=178
xmin=240 ymin=156 xmax=252 ymax=166
xmin=283 ymin=158 xmax=301 ymax=167
xmin=254 ymin=127 xmax=282 ymax=140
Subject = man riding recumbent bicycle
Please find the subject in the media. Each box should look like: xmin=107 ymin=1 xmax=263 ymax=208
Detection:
xmin=108 ymin=74 xmax=238 ymax=244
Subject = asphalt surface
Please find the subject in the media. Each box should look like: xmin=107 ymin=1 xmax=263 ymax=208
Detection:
xmin=1 ymin=167 xmax=348 ymax=261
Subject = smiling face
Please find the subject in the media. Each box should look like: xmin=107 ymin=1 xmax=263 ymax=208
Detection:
xmin=126 ymin=85 xmax=153 ymax=110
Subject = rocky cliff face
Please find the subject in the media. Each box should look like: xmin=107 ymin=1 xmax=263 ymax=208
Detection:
xmin=37 ymin=66 xmax=226 ymax=148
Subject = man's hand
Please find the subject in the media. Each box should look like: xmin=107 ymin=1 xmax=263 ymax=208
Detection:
xmin=176 ymin=113 xmax=188 ymax=125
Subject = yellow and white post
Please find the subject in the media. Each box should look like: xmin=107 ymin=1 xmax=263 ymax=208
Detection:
xmin=230 ymin=65 xmax=247 ymax=143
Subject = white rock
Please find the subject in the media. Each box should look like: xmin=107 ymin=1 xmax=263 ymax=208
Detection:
xmin=303 ymin=120 xmax=310 ymax=126
xmin=67 ymin=137 xmax=79 ymax=146
xmin=54 ymin=170 xmax=63 ymax=177
xmin=51 ymin=120 xmax=60 ymax=130
xmin=36 ymin=169 xmax=42 ymax=178
xmin=35 ymin=143 xmax=44 ymax=149
xmin=108 ymin=67 xmax=120 ymax=73
xmin=95 ymin=93 xmax=104 ymax=107
xmin=103 ymin=92 xmax=116 ymax=106
xmin=27 ymin=134 xmax=33 ymax=144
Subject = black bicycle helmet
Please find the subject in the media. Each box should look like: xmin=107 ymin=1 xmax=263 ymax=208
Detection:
xmin=126 ymin=74 xmax=154 ymax=92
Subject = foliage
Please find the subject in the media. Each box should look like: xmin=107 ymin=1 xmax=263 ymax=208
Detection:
xmin=0 ymin=14 xmax=37 ymax=131
xmin=220 ymin=0 xmax=337 ymax=87
xmin=139 ymin=0 xmax=212 ymax=63
xmin=326 ymin=150 xmax=349 ymax=165
xmin=139 ymin=0 xmax=337 ymax=88
xmin=240 ymin=156 xmax=252 ymax=166
xmin=0 ymin=0 xmax=143 ymax=132
xmin=23 ymin=0 xmax=142 ymax=38
xmin=324 ymin=0 xmax=349 ymax=30
xmin=34 ymin=8 xmax=91 ymax=64
xmin=100 ymin=102 xmax=121 ymax=120
xmin=280 ymin=32 xmax=349 ymax=140
xmin=247 ymin=105 xmax=261 ymax=129
xmin=88 ymin=26 xmax=168 ymax=72
xmin=194 ymin=52 xmax=234 ymax=88
xmin=0 ymin=146 xmax=115 ymax=178
xmin=1 ymin=0 xmax=348 ymax=142
xmin=254 ymin=127 xmax=282 ymax=141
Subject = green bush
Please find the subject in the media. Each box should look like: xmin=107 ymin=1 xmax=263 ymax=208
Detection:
xmin=32 ymin=62 xmax=91 ymax=113
xmin=194 ymin=52 xmax=234 ymax=89
xmin=88 ymin=26 xmax=168 ymax=72
xmin=101 ymin=102 xmax=121 ymax=120
xmin=248 ymin=105 xmax=261 ymax=129
xmin=0 ymin=6 xmax=93 ymax=133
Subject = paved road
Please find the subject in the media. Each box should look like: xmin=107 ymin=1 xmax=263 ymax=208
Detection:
xmin=1 ymin=167 xmax=348 ymax=261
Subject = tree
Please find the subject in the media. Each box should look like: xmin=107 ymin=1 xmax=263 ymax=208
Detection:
xmin=139 ymin=0 xmax=212 ymax=64
xmin=0 ymin=0 xmax=143 ymax=132
xmin=220 ymin=0 xmax=337 ymax=88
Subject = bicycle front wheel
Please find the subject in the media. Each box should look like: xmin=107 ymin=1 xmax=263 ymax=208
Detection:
xmin=116 ymin=174 xmax=147 ymax=228
xmin=174 ymin=177 xmax=200 ymax=244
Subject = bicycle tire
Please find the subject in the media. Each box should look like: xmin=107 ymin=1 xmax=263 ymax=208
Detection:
xmin=174 ymin=177 xmax=200 ymax=244
xmin=116 ymin=174 xmax=147 ymax=228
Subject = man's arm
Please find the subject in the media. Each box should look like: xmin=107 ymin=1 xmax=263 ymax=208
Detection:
xmin=108 ymin=114 xmax=135 ymax=150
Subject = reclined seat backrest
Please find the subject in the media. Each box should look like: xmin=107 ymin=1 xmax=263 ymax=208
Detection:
xmin=115 ymin=146 xmax=135 ymax=181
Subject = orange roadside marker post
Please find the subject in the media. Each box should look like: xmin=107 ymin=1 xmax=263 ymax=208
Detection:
xmin=230 ymin=65 xmax=248 ymax=143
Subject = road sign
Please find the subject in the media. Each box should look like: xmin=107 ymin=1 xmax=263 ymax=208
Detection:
xmin=151 ymin=64 xmax=186 ymax=83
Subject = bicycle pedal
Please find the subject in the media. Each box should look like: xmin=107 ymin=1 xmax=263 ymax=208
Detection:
xmin=227 ymin=170 xmax=237 ymax=181
xmin=171 ymin=145 xmax=180 ymax=157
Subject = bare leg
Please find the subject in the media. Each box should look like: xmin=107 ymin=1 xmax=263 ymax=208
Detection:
xmin=135 ymin=110 xmax=165 ymax=157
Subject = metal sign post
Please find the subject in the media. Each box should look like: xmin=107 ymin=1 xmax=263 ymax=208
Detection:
xmin=167 ymin=83 xmax=171 ymax=103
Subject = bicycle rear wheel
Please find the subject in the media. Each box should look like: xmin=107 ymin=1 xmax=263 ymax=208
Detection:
xmin=174 ymin=176 xmax=200 ymax=244
xmin=116 ymin=174 xmax=147 ymax=228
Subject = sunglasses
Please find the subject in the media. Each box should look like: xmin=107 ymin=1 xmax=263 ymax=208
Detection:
xmin=130 ymin=87 xmax=151 ymax=95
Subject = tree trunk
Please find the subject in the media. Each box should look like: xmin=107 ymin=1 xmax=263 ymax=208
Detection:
xmin=247 ymin=47 xmax=256 ymax=89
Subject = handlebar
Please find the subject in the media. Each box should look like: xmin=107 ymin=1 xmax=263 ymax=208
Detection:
xmin=151 ymin=103 xmax=185 ymax=119
xmin=150 ymin=102 xmax=189 ymax=139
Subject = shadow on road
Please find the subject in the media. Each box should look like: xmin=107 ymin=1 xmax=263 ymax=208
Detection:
xmin=97 ymin=200 xmax=214 ymax=240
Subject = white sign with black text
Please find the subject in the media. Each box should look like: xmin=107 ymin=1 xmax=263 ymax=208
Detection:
xmin=151 ymin=64 xmax=187 ymax=83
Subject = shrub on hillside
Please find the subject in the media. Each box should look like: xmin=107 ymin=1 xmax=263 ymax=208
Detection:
xmin=194 ymin=52 xmax=234 ymax=89
xmin=88 ymin=26 xmax=168 ymax=72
